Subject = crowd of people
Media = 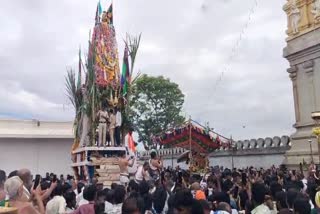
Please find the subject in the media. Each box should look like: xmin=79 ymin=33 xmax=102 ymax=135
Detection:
xmin=1 ymin=152 xmax=320 ymax=214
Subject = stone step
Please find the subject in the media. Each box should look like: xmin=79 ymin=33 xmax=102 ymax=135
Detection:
xmin=97 ymin=174 xmax=120 ymax=182
xmin=99 ymin=165 xmax=120 ymax=170
xmin=96 ymin=168 xmax=120 ymax=173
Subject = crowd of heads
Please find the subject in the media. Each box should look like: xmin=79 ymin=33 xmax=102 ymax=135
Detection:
xmin=1 ymin=163 xmax=320 ymax=214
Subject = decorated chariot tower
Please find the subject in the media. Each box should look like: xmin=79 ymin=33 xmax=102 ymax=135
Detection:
xmin=67 ymin=2 xmax=140 ymax=186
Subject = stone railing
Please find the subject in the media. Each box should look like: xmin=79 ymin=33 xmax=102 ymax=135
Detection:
xmin=222 ymin=135 xmax=290 ymax=151
xmin=137 ymin=135 xmax=291 ymax=159
xmin=137 ymin=147 xmax=188 ymax=159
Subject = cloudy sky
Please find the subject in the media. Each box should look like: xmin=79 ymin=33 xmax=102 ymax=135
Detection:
xmin=0 ymin=0 xmax=294 ymax=140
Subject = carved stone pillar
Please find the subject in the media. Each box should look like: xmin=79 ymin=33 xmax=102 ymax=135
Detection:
xmin=288 ymin=66 xmax=300 ymax=124
xmin=283 ymin=0 xmax=320 ymax=168
xmin=304 ymin=60 xmax=317 ymax=114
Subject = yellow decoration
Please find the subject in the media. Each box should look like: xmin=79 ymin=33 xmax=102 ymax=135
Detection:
xmin=283 ymin=0 xmax=320 ymax=41
xmin=313 ymin=127 xmax=320 ymax=136
xmin=107 ymin=89 xmax=119 ymax=107
xmin=316 ymin=191 xmax=320 ymax=208
xmin=189 ymin=153 xmax=209 ymax=173
xmin=0 ymin=207 xmax=18 ymax=213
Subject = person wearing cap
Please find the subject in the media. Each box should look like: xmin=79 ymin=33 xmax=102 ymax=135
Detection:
xmin=4 ymin=176 xmax=44 ymax=214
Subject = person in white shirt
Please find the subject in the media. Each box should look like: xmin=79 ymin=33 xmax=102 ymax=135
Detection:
xmin=251 ymin=183 xmax=271 ymax=214
xmin=115 ymin=107 xmax=122 ymax=146
xmin=104 ymin=189 xmax=114 ymax=213
xmin=74 ymin=182 xmax=85 ymax=207
xmin=46 ymin=184 xmax=66 ymax=214
xmin=109 ymin=109 xmax=116 ymax=147
xmin=107 ymin=185 xmax=126 ymax=214
xmin=64 ymin=191 xmax=76 ymax=213
xmin=135 ymin=162 xmax=150 ymax=184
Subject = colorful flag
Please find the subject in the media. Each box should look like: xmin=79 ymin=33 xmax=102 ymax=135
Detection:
xmin=95 ymin=4 xmax=99 ymax=24
xmin=107 ymin=4 xmax=113 ymax=25
xmin=128 ymin=132 xmax=136 ymax=153
xmin=98 ymin=1 xmax=103 ymax=15
xmin=121 ymin=45 xmax=130 ymax=96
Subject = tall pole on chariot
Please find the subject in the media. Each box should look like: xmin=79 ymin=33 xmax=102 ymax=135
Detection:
xmin=230 ymin=135 xmax=234 ymax=169
xmin=189 ymin=116 xmax=192 ymax=168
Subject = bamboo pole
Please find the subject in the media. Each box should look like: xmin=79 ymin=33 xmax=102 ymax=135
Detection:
xmin=231 ymin=135 xmax=234 ymax=169
xmin=189 ymin=116 xmax=192 ymax=167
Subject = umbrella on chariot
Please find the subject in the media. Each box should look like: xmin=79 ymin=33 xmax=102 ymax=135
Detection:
xmin=157 ymin=119 xmax=231 ymax=173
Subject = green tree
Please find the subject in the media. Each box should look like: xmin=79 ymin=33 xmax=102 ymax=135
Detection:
xmin=65 ymin=68 xmax=83 ymax=142
xmin=130 ymin=74 xmax=185 ymax=150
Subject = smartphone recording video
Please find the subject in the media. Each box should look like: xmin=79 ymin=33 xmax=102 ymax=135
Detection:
xmin=52 ymin=174 xmax=57 ymax=183
xmin=33 ymin=174 xmax=41 ymax=190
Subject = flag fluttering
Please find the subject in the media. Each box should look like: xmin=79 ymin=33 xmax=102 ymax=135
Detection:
xmin=107 ymin=4 xmax=113 ymax=25
xmin=128 ymin=132 xmax=136 ymax=153
xmin=95 ymin=4 xmax=100 ymax=24
xmin=121 ymin=45 xmax=130 ymax=96
xmin=98 ymin=1 xmax=103 ymax=15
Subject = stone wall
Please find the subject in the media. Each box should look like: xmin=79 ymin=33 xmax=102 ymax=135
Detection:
xmin=208 ymin=147 xmax=289 ymax=169
xmin=138 ymin=135 xmax=292 ymax=169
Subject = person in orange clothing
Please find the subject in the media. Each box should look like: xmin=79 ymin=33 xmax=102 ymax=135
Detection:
xmin=128 ymin=128 xmax=136 ymax=154
xmin=195 ymin=190 xmax=206 ymax=200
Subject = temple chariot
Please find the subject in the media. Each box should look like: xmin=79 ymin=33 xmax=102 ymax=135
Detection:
xmin=157 ymin=120 xmax=231 ymax=174
xmin=67 ymin=2 xmax=139 ymax=187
